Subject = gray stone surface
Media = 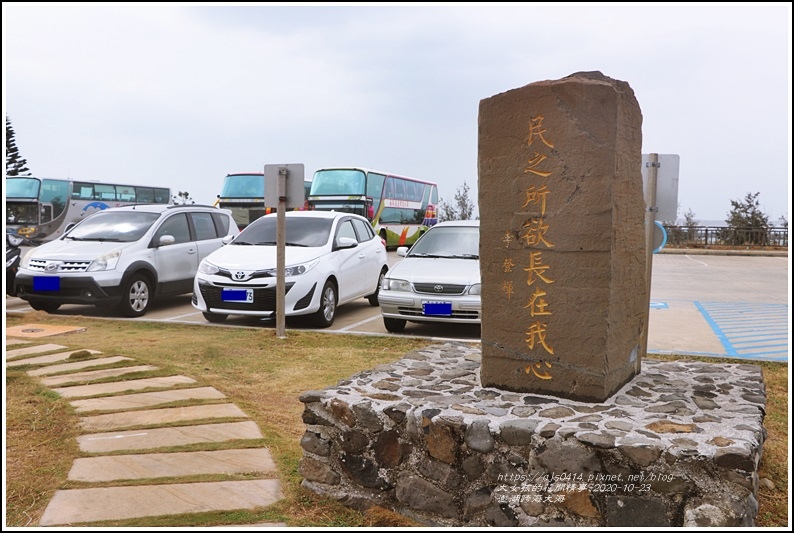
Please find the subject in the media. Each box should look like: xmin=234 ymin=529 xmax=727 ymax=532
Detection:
xmin=69 ymin=386 xmax=226 ymax=412
xmin=52 ymin=375 xmax=197 ymax=398
xmin=300 ymin=342 xmax=766 ymax=527
xmin=39 ymin=365 xmax=158 ymax=386
xmin=27 ymin=355 xmax=133 ymax=376
xmin=39 ymin=480 xmax=283 ymax=526
xmin=5 ymin=343 xmax=67 ymax=359
xmin=68 ymin=448 xmax=277 ymax=482
xmin=79 ymin=403 xmax=250 ymax=432
xmin=6 ymin=349 xmax=102 ymax=367
xmin=77 ymin=420 xmax=265 ymax=453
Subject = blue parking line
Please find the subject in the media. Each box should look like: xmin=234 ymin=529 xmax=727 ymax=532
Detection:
xmin=694 ymin=301 xmax=789 ymax=362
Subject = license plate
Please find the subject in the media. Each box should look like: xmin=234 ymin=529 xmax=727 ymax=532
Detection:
xmin=423 ymin=301 xmax=452 ymax=316
xmin=33 ymin=276 xmax=60 ymax=291
xmin=222 ymin=288 xmax=253 ymax=303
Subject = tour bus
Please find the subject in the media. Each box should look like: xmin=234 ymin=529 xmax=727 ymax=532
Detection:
xmin=214 ymin=172 xmax=311 ymax=230
xmin=307 ymin=167 xmax=439 ymax=248
xmin=5 ymin=176 xmax=172 ymax=243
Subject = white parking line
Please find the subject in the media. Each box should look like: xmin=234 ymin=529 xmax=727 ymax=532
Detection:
xmin=337 ymin=314 xmax=383 ymax=331
xmin=166 ymin=311 xmax=204 ymax=321
xmin=684 ymin=255 xmax=709 ymax=267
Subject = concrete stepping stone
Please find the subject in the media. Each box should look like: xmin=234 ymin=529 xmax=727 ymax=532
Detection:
xmin=5 ymin=324 xmax=86 ymax=338
xmin=67 ymin=448 xmax=278 ymax=482
xmin=80 ymin=403 xmax=250 ymax=432
xmin=6 ymin=349 xmax=102 ymax=368
xmin=39 ymin=365 xmax=158 ymax=387
xmin=70 ymin=386 xmax=227 ymax=413
xmin=5 ymin=343 xmax=67 ymax=360
xmin=5 ymin=337 xmax=31 ymax=346
xmin=27 ymin=356 xmax=133 ymax=377
xmin=38 ymin=479 xmax=283 ymax=526
xmin=77 ymin=421 xmax=265 ymax=453
xmin=53 ymin=375 xmax=197 ymax=398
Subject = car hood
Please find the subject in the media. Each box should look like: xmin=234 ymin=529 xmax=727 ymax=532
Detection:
xmin=389 ymin=256 xmax=481 ymax=284
xmin=203 ymin=244 xmax=324 ymax=269
xmin=27 ymin=239 xmax=136 ymax=259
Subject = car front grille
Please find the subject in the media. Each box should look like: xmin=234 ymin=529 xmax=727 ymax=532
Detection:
xmin=413 ymin=283 xmax=467 ymax=295
xmin=27 ymin=259 xmax=93 ymax=273
xmin=397 ymin=307 xmax=480 ymax=319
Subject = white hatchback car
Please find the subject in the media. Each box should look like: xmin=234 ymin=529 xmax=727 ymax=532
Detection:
xmin=192 ymin=210 xmax=388 ymax=327
xmin=14 ymin=204 xmax=239 ymax=317
xmin=379 ymin=220 xmax=481 ymax=333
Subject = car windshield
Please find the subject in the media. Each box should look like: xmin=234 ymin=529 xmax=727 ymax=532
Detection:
xmin=233 ymin=216 xmax=333 ymax=247
xmin=65 ymin=211 xmax=160 ymax=242
xmin=408 ymin=226 xmax=479 ymax=258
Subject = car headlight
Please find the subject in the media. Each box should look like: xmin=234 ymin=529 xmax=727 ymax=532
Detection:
xmin=265 ymin=257 xmax=320 ymax=277
xmin=19 ymin=248 xmax=37 ymax=269
xmin=87 ymin=249 xmax=122 ymax=272
xmin=382 ymin=278 xmax=411 ymax=292
xmin=468 ymin=283 xmax=482 ymax=295
xmin=198 ymin=259 xmax=220 ymax=275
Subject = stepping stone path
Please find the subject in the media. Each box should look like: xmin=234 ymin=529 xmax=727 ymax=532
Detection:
xmin=5 ymin=335 xmax=285 ymax=527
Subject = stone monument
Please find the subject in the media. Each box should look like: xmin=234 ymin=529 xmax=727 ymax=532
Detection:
xmin=478 ymin=71 xmax=647 ymax=402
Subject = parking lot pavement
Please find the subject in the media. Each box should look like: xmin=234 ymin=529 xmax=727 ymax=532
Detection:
xmin=4 ymin=252 xmax=789 ymax=362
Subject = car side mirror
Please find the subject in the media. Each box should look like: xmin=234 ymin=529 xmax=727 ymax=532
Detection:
xmin=335 ymin=236 xmax=358 ymax=250
xmin=222 ymin=234 xmax=235 ymax=245
xmin=397 ymin=246 xmax=409 ymax=257
xmin=156 ymin=234 xmax=176 ymax=247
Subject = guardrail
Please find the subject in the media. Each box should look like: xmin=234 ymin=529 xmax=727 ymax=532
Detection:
xmin=662 ymin=225 xmax=788 ymax=248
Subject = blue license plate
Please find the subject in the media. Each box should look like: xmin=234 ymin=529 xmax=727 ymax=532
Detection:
xmin=423 ymin=302 xmax=452 ymax=316
xmin=33 ymin=276 xmax=60 ymax=291
xmin=222 ymin=288 xmax=253 ymax=303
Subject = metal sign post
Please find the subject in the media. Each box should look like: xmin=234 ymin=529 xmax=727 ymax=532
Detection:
xmin=264 ymin=164 xmax=305 ymax=339
xmin=640 ymin=153 xmax=659 ymax=360
xmin=276 ymin=167 xmax=287 ymax=338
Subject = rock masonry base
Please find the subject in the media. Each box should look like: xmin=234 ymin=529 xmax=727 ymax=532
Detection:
xmin=299 ymin=343 xmax=766 ymax=527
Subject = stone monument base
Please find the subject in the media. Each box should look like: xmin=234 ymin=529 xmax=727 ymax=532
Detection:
xmin=299 ymin=343 xmax=766 ymax=527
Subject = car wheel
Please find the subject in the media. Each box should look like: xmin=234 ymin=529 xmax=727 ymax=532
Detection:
xmin=203 ymin=312 xmax=228 ymax=323
xmin=383 ymin=317 xmax=407 ymax=333
xmin=118 ymin=273 xmax=152 ymax=317
xmin=367 ymin=268 xmax=386 ymax=306
xmin=29 ymin=300 xmax=61 ymax=313
xmin=313 ymin=280 xmax=337 ymax=328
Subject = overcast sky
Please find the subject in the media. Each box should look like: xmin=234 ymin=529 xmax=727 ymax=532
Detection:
xmin=3 ymin=3 xmax=792 ymax=224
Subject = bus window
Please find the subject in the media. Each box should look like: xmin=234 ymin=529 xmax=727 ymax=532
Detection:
xmin=137 ymin=188 xmax=154 ymax=203
xmin=118 ymin=187 xmax=136 ymax=202
xmin=153 ymin=188 xmax=171 ymax=204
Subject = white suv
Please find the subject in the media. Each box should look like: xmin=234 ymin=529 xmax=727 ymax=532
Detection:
xmin=14 ymin=204 xmax=239 ymax=317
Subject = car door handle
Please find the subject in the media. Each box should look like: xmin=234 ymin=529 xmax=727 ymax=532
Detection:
xmin=188 ymin=248 xmax=197 ymax=254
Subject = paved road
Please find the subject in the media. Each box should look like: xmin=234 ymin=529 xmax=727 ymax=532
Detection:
xmin=4 ymin=252 xmax=789 ymax=362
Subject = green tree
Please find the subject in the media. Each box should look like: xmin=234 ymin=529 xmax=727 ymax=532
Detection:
xmin=724 ymin=192 xmax=770 ymax=245
xmin=172 ymin=191 xmax=195 ymax=205
xmin=6 ymin=115 xmax=31 ymax=176
xmin=437 ymin=180 xmax=476 ymax=221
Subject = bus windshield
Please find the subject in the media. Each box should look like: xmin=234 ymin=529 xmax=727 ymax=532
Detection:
xmin=310 ymin=169 xmax=366 ymax=196
xmin=6 ymin=177 xmax=41 ymax=198
xmin=220 ymin=174 xmax=265 ymax=198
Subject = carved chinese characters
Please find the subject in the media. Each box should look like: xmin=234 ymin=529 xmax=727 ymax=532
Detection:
xmin=478 ymin=72 xmax=648 ymax=402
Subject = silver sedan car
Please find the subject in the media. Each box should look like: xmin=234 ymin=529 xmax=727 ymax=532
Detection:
xmin=378 ymin=220 xmax=481 ymax=333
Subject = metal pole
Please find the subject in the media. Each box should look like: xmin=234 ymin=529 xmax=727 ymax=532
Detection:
xmin=276 ymin=167 xmax=287 ymax=339
xmin=640 ymin=153 xmax=659 ymax=363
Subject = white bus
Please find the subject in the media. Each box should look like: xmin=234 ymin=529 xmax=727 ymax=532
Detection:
xmin=5 ymin=176 xmax=171 ymax=243
xmin=307 ymin=167 xmax=439 ymax=248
